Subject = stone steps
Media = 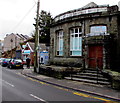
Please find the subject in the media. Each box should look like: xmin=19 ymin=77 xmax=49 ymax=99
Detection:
xmin=71 ymin=74 xmax=109 ymax=81
xmin=65 ymin=77 xmax=110 ymax=85
xmin=77 ymin=72 xmax=103 ymax=77
xmin=65 ymin=68 xmax=111 ymax=85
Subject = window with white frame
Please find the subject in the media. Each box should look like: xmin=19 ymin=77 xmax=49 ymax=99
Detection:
xmin=90 ymin=25 xmax=107 ymax=36
xmin=70 ymin=27 xmax=82 ymax=56
xmin=56 ymin=30 xmax=63 ymax=56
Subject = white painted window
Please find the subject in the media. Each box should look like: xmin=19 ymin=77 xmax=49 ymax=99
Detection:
xmin=56 ymin=30 xmax=63 ymax=56
xmin=70 ymin=27 xmax=82 ymax=56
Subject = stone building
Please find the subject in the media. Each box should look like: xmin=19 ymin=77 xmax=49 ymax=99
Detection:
xmin=50 ymin=2 xmax=120 ymax=72
xmin=3 ymin=33 xmax=30 ymax=52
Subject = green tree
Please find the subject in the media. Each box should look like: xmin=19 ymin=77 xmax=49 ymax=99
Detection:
xmin=33 ymin=10 xmax=53 ymax=43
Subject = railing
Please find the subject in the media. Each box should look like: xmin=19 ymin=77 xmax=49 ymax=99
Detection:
xmin=87 ymin=57 xmax=103 ymax=83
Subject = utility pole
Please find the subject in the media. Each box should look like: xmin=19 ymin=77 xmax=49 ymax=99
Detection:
xmin=34 ymin=0 xmax=40 ymax=73
xmin=11 ymin=39 xmax=13 ymax=58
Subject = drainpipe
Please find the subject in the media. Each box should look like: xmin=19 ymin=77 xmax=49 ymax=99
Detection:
xmin=83 ymin=19 xmax=87 ymax=69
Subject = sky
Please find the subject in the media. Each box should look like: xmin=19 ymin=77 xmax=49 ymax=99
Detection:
xmin=0 ymin=0 xmax=120 ymax=40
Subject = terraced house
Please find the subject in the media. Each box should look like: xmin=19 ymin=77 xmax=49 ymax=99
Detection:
xmin=50 ymin=2 xmax=120 ymax=72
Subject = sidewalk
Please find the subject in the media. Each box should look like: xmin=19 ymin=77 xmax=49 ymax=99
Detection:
xmin=21 ymin=66 xmax=120 ymax=101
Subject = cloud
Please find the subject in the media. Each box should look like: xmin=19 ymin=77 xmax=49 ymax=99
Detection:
xmin=0 ymin=0 xmax=120 ymax=40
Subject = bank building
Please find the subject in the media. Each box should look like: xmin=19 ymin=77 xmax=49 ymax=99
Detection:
xmin=50 ymin=2 xmax=120 ymax=72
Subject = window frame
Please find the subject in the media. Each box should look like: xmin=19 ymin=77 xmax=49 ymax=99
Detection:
xmin=89 ymin=25 xmax=107 ymax=36
xmin=70 ymin=27 xmax=82 ymax=56
xmin=56 ymin=30 xmax=64 ymax=56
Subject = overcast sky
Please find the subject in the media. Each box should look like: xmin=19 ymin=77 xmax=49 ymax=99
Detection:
xmin=0 ymin=0 xmax=120 ymax=40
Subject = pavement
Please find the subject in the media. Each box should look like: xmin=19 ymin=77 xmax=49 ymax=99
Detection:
xmin=21 ymin=66 xmax=120 ymax=102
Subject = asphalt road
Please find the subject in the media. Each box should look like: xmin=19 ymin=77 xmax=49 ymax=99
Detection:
xmin=1 ymin=66 xmax=112 ymax=103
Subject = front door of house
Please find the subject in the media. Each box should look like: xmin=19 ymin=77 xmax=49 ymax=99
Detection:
xmin=88 ymin=45 xmax=103 ymax=69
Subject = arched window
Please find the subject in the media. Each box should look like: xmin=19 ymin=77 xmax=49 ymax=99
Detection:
xmin=89 ymin=25 xmax=107 ymax=36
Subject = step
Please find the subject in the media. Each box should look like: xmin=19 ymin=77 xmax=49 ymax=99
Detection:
xmin=71 ymin=74 xmax=109 ymax=81
xmin=83 ymin=70 xmax=102 ymax=73
xmin=77 ymin=72 xmax=103 ymax=77
xmin=84 ymin=68 xmax=102 ymax=70
xmin=65 ymin=77 xmax=110 ymax=85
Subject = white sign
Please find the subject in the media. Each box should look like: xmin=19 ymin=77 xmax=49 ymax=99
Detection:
xmin=55 ymin=7 xmax=107 ymax=22
xmin=22 ymin=50 xmax=30 ymax=54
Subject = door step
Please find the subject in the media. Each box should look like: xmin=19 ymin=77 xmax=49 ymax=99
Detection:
xmin=65 ymin=77 xmax=110 ymax=85
xmin=65 ymin=68 xmax=111 ymax=85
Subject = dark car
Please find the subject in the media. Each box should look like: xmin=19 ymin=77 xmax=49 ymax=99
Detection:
xmin=7 ymin=59 xmax=24 ymax=69
xmin=2 ymin=58 xmax=12 ymax=67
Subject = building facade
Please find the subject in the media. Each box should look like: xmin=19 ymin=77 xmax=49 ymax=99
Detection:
xmin=22 ymin=42 xmax=49 ymax=65
xmin=0 ymin=40 xmax=3 ymax=57
xmin=3 ymin=33 xmax=30 ymax=52
xmin=50 ymin=2 xmax=120 ymax=72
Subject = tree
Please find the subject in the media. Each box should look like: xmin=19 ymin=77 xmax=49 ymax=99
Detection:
xmin=33 ymin=10 xmax=53 ymax=44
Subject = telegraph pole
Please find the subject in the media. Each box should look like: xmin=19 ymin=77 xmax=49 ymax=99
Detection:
xmin=34 ymin=0 xmax=40 ymax=73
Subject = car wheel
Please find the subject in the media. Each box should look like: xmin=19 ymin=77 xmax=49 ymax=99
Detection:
xmin=9 ymin=65 xmax=12 ymax=69
xmin=7 ymin=65 xmax=9 ymax=68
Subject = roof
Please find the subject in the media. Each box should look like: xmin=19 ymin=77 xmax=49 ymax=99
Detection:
xmin=26 ymin=42 xmax=47 ymax=52
xmin=82 ymin=2 xmax=98 ymax=9
xmin=28 ymin=42 xmax=34 ymax=51
xmin=54 ymin=2 xmax=109 ymax=22
xmin=16 ymin=34 xmax=30 ymax=40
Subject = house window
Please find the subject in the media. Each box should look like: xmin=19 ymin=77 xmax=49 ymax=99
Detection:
xmin=89 ymin=25 xmax=107 ymax=36
xmin=70 ymin=27 xmax=82 ymax=56
xmin=56 ymin=30 xmax=63 ymax=56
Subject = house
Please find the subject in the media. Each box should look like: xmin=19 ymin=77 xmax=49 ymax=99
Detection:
xmin=22 ymin=42 xmax=34 ymax=65
xmin=50 ymin=2 xmax=120 ymax=72
xmin=22 ymin=42 xmax=49 ymax=65
xmin=15 ymin=44 xmax=23 ymax=59
xmin=3 ymin=33 xmax=30 ymax=52
xmin=0 ymin=40 xmax=3 ymax=57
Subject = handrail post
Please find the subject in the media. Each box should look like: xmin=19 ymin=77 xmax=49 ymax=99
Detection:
xmin=96 ymin=58 xmax=99 ymax=84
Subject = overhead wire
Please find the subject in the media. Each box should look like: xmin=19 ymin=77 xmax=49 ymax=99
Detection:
xmin=33 ymin=0 xmax=37 ymax=4
xmin=10 ymin=2 xmax=37 ymax=33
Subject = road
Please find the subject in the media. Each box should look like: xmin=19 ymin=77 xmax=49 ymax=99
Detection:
xmin=1 ymin=66 xmax=114 ymax=103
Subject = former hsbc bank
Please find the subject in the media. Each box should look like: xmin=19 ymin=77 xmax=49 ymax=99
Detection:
xmin=50 ymin=2 xmax=120 ymax=72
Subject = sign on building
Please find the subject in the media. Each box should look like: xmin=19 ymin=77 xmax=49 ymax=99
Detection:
xmin=40 ymin=51 xmax=49 ymax=65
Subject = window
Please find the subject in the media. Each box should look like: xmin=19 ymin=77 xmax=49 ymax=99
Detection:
xmin=89 ymin=25 xmax=107 ymax=36
xmin=56 ymin=30 xmax=63 ymax=56
xmin=70 ymin=27 xmax=82 ymax=56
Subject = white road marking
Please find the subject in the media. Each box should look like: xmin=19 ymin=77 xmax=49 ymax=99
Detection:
xmin=2 ymin=80 xmax=15 ymax=87
xmin=30 ymin=94 xmax=48 ymax=103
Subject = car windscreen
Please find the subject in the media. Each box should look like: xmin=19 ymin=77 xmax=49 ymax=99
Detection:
xmin=14 ymin=60 xmax=22 ymax=62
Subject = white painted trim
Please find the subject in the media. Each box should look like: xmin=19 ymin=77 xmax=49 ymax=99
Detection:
xmin=26 ymin=42 xmax=34 ymax=52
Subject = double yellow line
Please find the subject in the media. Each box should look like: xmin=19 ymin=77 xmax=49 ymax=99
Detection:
xmin=19 ymin=73 xmax=117 ymax=103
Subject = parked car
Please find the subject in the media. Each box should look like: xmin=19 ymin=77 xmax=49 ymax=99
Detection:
xmin=0 ymin=58 xmax=5 ymax=65
xmin=7 ymin=59 xmax=24 ymax=69
xmin=2 ymin=58 xmax=12 ymax=67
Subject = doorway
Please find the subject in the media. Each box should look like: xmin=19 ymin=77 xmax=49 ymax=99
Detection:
xmin=88 ymin=45 xmax=103 ymax=69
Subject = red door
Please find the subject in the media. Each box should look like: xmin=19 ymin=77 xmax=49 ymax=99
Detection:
xmin=88 ymin=46 xmax=103 ymax=69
